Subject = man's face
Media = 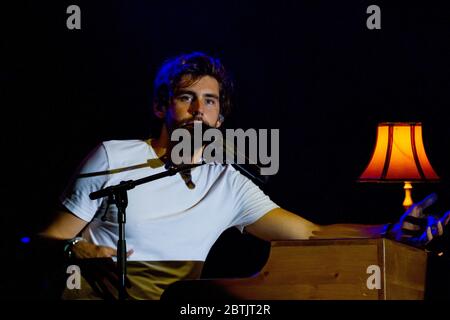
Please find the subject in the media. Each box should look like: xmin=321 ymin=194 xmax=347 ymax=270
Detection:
xmin=165 ymin=75 xmax=222 ymax=131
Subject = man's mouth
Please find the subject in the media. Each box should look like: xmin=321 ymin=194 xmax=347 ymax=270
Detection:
xmin=179 ymin=119 xmax=207 ymax=129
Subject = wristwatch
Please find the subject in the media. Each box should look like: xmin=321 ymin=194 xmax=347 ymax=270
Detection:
xmin=64 ymin=237 xmax=86 ymax=260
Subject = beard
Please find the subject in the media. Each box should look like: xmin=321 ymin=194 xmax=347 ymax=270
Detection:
xmin=166 ymin=117 xmax=218 ymax=164
xmin=175 ymin=116 xmax=214 ymax=131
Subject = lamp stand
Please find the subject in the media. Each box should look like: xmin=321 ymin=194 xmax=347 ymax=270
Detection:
xmin=403 ymin=181 xmax=413 ymax=211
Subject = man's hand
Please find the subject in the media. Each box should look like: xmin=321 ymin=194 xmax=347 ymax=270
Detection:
xmin=388 ymin=193 xmax=450 ymax=248
xmin=71 ymin=241 xmax=134 ymax=298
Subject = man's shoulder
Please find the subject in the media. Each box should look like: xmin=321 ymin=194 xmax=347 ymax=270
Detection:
xmin=100 ymin=139 xmax=154 ymax=167
xmin=101 ymin=139 xmax=148 ymax=150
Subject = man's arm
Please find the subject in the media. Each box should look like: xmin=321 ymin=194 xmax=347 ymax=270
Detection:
xmin=40 ymin=210 xmax=89 ymax=240
xmin=246 ymin=194 xmax=450 ymax=247
xmin=244 ymin=207 xmax=385 ymax=241
xmin=39 ymin=209 xmax=129 ymax=259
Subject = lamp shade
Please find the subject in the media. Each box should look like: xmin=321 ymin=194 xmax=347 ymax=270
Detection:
xmin=359 ymin=122 xmax=439 ymax=182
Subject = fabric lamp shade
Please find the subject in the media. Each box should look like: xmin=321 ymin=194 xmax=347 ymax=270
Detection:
xmin=359 ymin=122 xmax=439 ymax=182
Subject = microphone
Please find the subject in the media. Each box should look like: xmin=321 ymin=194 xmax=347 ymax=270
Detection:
xmin=175 ymin=120 xmax=270 ymax=186
xmin=204 ymin=133 xmax=269 ymax=186
xmin=216 ymin=135 xmax=270 ymax=186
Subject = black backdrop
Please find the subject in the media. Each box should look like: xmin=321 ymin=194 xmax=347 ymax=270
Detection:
xmin=2 ymin=0 xmax=450 ymax=297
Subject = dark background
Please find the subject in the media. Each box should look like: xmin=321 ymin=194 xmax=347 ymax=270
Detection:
xmin=1 ymin=0 xmax=450 ymax=298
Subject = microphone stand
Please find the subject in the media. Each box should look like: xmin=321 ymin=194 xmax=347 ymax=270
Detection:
xmin=89 ymin=162 xmax=205 ymax=300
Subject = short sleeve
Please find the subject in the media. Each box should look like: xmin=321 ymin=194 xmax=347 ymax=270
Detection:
xmin=60 ymin=144 xmax=110 ymax=222
xmin=228 ymin=170 xmax=279 ymax=233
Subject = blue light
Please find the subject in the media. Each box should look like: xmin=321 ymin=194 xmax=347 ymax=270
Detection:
xmin=20 ymin=237 xmax=31 ymax=244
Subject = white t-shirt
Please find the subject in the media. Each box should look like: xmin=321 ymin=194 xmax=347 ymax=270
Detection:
xmin=61 ymin=140 xmax=279 ymax=261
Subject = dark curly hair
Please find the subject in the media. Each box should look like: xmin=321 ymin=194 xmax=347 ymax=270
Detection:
xmin=153 ymin=52 xmax=234 ymax=119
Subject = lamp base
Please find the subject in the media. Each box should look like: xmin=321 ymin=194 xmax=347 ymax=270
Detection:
xmin=403 ymin=181 xmax=413 ymax=211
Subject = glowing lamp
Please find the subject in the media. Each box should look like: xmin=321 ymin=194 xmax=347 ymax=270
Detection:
xmin=358 ymin=122 xmax=439 ymax=210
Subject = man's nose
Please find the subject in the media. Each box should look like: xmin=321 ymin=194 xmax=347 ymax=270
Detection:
xmin=189 ymin=98 xmax=205 ymax=115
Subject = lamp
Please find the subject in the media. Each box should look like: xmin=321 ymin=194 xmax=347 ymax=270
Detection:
xmin=358 ymin=122 xmax=439 ymax=211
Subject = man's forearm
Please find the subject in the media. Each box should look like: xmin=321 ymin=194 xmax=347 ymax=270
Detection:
xmin=311 ymin=223 xmax=387 ymax=239
xmin=246 ymin=208 xmax=389 ymax=241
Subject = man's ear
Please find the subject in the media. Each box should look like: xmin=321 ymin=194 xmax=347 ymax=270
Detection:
xmin=215 ymin=114 xmax=224 ymax=128
xmin=153 ymin=102 xmax=166 ymax=119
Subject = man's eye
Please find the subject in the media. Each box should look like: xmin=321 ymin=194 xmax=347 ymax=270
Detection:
xmin=206 ymin=99 xmax=217 ymax=105
xmin=178 ymin=95 xmax=193 ymax=102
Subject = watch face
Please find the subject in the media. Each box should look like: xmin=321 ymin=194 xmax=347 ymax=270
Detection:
xmin=64 ymin=237 xmax=85 ymax=260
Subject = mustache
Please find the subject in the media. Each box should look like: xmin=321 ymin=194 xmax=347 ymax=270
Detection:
xmin=178 ymin=117 xmax=214 ymax=129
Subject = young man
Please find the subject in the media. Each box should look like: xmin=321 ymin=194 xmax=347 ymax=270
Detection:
xmin=40 ymin=52 xmax=449 ymax=299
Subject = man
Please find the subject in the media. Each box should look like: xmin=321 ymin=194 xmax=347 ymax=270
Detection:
xmin=40 ymin=52 xmax=449 ymax=300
